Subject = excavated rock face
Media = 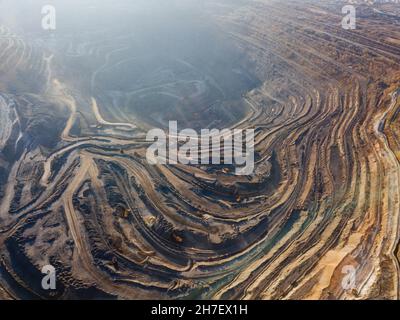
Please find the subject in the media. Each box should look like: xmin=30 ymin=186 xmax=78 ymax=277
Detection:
xmin=1 ymin=0 xmax=400 ymax=300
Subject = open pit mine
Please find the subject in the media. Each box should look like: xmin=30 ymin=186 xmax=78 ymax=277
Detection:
xmin=1 ymin=0 xmax=400 ymax=300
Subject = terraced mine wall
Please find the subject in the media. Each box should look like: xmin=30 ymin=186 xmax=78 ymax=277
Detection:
xmin=0 ymin=0 xmax=400 ymax=300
